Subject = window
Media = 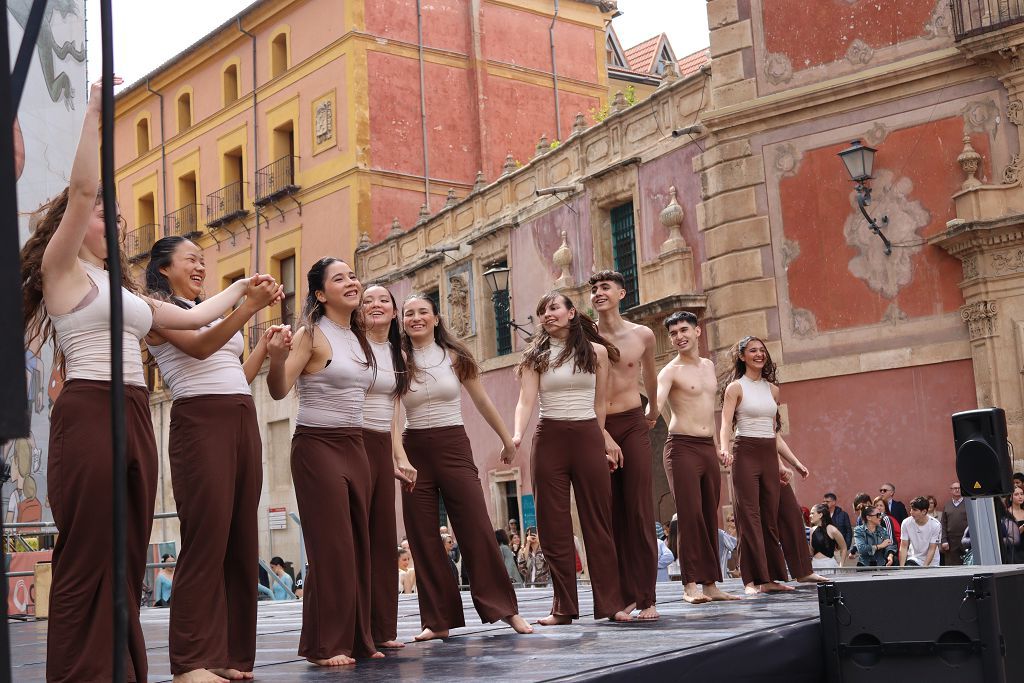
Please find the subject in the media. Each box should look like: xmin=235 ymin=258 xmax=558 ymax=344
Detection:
xmin=222 ymin=147 xmax=244 ymax=215
xmin=177 ymin=172 xmax=198 ymax=208
xmin=223 ymin=64 xmax=239 ymax=106
xmin=176 ymin=92 xmax=192 ymax=133
xmin=272 ymin=120 xmax=295 ymax=165
xmin=279 ymin=255 xmax=296 ymax=326
xmin=137 ymin=193 xmax=157 ymax=251
xmin=169 ymin=172 xmax=199 ymax=237
xmin=490 ymin=260 xmax=512 ymax=356
xmin=271 ymin=32 xmax=289 ymax=78
xmin=136 ymin=117 xmax=150 ymax=155
xmin=606 ymin=35 xmax=625 ymax=67
xmin=426 ymin=288 xmax=440 ymax=315
xmin=223 ymin=271 xmax=246 ymax=310
xmin=610 ymin=202 xmax=639 ymax=310
xmin=498 ymin=480 xmax=520 ymax=532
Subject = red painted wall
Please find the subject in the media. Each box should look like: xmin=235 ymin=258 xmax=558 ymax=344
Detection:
xmin=364 ymin=0 xmax=472 ymax=54
xmin=481 ymin=4 xmax=599 ymax=83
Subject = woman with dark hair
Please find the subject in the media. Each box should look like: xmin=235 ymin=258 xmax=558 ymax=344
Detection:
xmin=809 ymin=503 xmax=848 ymax=570
xmin=853 ymin=506 xmax=896 ymax=566
xmin=512 ymin=292 xmax=632 ymax=625
xmin=719 ymin=336 xmax=808 ymax=595
xmin=397 ymin=293 xmax=532 ymax=641
xmin=20 ymin=79 xmax=276 ymax=683
xmin=361 ymin=284 xmax=417 ymax=650
xmin=495 ymin=529 xmax=525 ymax=586
xmin=143 ymin=235 xmax=281 ymax=681
xmin=267 ymin=257 xmax=382 ymax=666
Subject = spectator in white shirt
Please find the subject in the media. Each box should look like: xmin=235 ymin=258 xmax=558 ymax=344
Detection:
xmin=899 ymin=497 xmax=941 ymax=567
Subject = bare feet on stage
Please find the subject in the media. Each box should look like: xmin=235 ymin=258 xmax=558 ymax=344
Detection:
xmin=208 ymin=669 xmax=253 ymax=680
xmin=796 ymin=573 xmax=828 ymax=584
xmin=502 ymin=614 xmax=535 ymax=634
xmin=609 ymin=610 xmax=634 ymax=622
xmin=758 ymin=581 xmax=795 ymax=593
xmin=173 ymin=669 xmax=229 ymax=683
xmin=376 ymin=640 xmax=406 ymax=649
xmin=538 ymin=613 xmax=573 ymax=626
xmin=683 ymin=582 xmax=712 ymax=604
xmin=702 ymin=584 xmax=741 ymax=601
xmin=307 ymin=654 xmax=356 ymax=666
xmin=414 ymin=627 xmax=449 ymax=641
xmin=744 ymin=583 xmax=759 ymax=595
xmin=636 ymin=606 xmax=660 ymax=620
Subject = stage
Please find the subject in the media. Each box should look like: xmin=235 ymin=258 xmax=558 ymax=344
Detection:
xmin=6 ymin=577 xmax=824 ymax=681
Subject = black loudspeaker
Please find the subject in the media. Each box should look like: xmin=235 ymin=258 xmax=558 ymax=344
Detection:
xmin=953 ymin=408 xmax=1012 ymax=497
xmin=819 ymin=566 xmax=1024 ymax=681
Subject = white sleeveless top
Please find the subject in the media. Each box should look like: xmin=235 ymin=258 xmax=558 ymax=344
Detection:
xmin=295 ymin=317 xmax=373 ymax=428
xmin=538 ymin=341 xmax=596 ymax=421
xmin=147 ymin=298 xmax=249 ymax=400
xmin=734 ymin=375 xmax=777 ymax=438
xmin=50 ymin=260 xmax=153 ymax=387
xmin=364 ymin=339 xmax=397 ymax=433
xmin=402 ymin=343 xmax=463 ymax=429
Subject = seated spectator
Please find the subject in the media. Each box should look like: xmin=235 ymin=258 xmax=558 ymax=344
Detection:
xmin=154 ymin=554 xmax=175 ymax=607
xmin=495 ymin=529 xmax=524 ymax=586
xmin=848 ymin=492 xmax=873 ymax=561
xmin=853 ymin=507 xmax=896 ymax=566
xmin=872 ymin=496 xmax=901 ymax=550
xmin=809 ymin=504 xmax=847 ymax=570
xmin=899 ymin=497 xmax=941 ymax=567
xmin=824 ymin=492 xmax=853 ymax=549
xmin=655 ymin=522 xmax=675 ymax=582
xmin=268 ymin=556 xmax=294 ymax=600
xmin=294 ymin=574 xmax=304 ymax=599
xmin=517 ymin=526 xmax=549 ymax=587
xmin=398 ymin=547 xmax=416 ymax=594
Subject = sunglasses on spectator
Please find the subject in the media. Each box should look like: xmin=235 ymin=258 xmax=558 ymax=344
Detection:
xmin=866 ymin=512 xmax=881 ymax=517
xmin=879 ymin=488 xmax=891 ymax=493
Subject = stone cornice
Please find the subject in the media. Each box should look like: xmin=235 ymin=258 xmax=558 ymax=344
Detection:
xmin=930 ymin=215 xmax=1024 ymax=258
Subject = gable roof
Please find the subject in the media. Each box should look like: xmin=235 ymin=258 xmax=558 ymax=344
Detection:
xmin=677 ymin=47 xmax=711 ymax=78
xmin=623 ymin=34 xmax=663 ymax=74
xmin=606 ymin=25 xmax=628 ymax=67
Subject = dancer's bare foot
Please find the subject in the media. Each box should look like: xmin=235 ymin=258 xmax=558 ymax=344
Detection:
xmin=797 ymin=573 xmax=828 ymax=583
xmin=306 ymin=654 xmax=356 ymax=666
xmin=502 ymin=614 xmax=534 ymax=634
xmin=683 ymin=583 xmax=712 ymax=604
xmin=538 ymin=613 xmax=573 ymax=626
xmin=759 ymin=581 xmax=795 ymax=593
xmin=702 ymin=584 xmax=742 ymax=601
xmin=208 ymin=669 xmax=252 ymax=680
xmin=173 ymin=670 xmax=229 ymax=683
xmin=623 ymin=602 xmax=637 ymax=614
xmin=609 ymin=610 xmax=634 ymax=622
xmin=743 ymin=583 xmax=759 ymax=595
xmin=414 ymin=627 xmax=448 ymax=641
xmin=370 ymin=651 xmax=386 ymax=659
xmin=376 ymin=640 xmax=405 ymax=649
xmin=636 ymin=606 xmax=659 ymax=620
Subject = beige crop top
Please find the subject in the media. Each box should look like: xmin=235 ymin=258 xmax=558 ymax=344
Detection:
xmin=295 ymin=317 xmax=373 ymax=428
xmin=734 ymin=374 xmax=778 ymax=438
xmin=538 ymin=341 xmax=596 ymax=421
xmin=364 ymin=339 xmax=398 ymax=433
xmin=402 ymin=342 xmax=464 ymax=429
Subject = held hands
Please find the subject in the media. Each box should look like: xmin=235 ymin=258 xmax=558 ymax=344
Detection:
xmin=266 ymin=325 xmax=293 ymax=361
xmin=718 ymin=450 xmax=734 ymax=468
xmin=603 ymin=430 xmax=623 ymax=471
xmin=941 ymin=542 xmax=949 ymax=551
xmin=644 ymin=403 xmax=658 ymax=429
xmin=394 ymin=459 xmax=417 ymax=492
xmin=779 ymin=466 xmax=793 ymax=485
xmin=500 ymin=441 xmax=517 ymax=465
xmin=512 ymin=433 xmax=523 ymax=450
xmin=244 ymin=280 xmax=283 ymax=310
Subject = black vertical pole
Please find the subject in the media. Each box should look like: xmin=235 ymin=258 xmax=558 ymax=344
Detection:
xmin=97 ymin=1 xmax=127 ymax=680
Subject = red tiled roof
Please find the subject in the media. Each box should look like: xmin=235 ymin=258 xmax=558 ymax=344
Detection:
xmin=623 ymin=34 xmax=664 ymax=74
xmin=678 ymin=47 xmax=711 ymax=78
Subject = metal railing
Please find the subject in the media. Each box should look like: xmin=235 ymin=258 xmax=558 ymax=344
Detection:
xmin=164 ymin=203 xmax=201 ymax=239
xmin=123 ymin=223 xmax=160 ymax=262
xmin=206 ymin=181 xmax=247 ymax=227
xmin=952 ymin=0 xmax=1024 ymax=40
xmin=248 ymin=315 xmax=287 ymax=350
xmin=255 ymin=155 xmax=299 ymax=204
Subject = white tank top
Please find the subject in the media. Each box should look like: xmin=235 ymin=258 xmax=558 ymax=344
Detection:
xmin=364 ymin=338 xmax=398 ymax=433
xmin=147 ymin=298 xmax=250 ymax=400
xmin=402 ymin=343 xmax=463 ymax=429
xmin=734 ymin=375 xmax=777 ymax=438
xmin=295 ymin=317 xmax=373 ymax=428
xmin=538 ymin=342 xmax=596 ymax=421
xmin=50 ymin=260 xmax=153 ymax=387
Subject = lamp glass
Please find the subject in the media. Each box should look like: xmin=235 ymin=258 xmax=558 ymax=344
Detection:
xmin=838 ymin=139 xmax=876 ymax=182
xmin=483 ymin=266 xmax=510 ymax=295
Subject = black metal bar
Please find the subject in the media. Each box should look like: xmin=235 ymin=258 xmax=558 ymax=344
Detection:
xmin=952 ymin=0 xmax=1024 ymax=40
xmin=9 ymin=0 xmax=46 ymax=112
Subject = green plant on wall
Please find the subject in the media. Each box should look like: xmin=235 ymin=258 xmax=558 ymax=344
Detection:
xmin=590 ymin=85 xmax=638 ymax=123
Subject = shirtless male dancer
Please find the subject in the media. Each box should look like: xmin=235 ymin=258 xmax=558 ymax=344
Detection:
xmin=656 ymin=311 xmax=740 ymax=603
xmin=590 ymin=271 xmax=660 ymax=620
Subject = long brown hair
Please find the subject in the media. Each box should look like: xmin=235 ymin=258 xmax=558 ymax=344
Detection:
xmin=401 ymin=293 xmax=479 ymax=384
xmin=517 ymin=292 xmax=618 ymax=375
xmin=21 ymin=186 xmax=136 ymax=375
xmin=363 ymin=283 xmax=409 ymax=397
xmin=719 ymin=335 xmax=781 ymax=432
xmin=300 ymin=257 xmax=376 ymax=375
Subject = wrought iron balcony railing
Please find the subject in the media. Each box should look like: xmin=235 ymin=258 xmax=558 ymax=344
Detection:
xmin=124 ymin=223 xmax=160 ymax=262
xmin=206 ymin=181 xmax=248 ymax=227
xmin=164 ymin=203 xmax=201 ymax=239
xmin=248 ymin=315 xmax=291 ymax=350
xmin=255 ymin=155 xmax=299 ymax=205
xmin=952 ymin=0 xmax=1024 ymax=40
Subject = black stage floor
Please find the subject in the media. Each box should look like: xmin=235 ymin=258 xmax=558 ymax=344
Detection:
xmin=8 ymin=578 xmax=824 ymax=681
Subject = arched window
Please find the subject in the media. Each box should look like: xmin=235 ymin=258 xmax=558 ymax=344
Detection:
xmin=271 ymin=32 xmax=289 ymax=78
xmin=223 ymin=64 xmax=239 ymax=106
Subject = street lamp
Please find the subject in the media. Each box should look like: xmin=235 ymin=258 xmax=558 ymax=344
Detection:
xmin=482 ymin=265 xmax=534 ymax=339
xmin=838 ymin=139 xmax=891 ymax=256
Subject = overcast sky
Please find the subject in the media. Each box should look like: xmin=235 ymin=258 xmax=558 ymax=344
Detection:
xmin=85 ymin=0 xmax=710 ymax=87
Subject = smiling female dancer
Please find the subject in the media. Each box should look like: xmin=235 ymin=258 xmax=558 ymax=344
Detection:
xmin=20 ymin=78 xmax=276 ymax=683
xmin=360 ymin=284 xmax=417 ymax=649
xmin=398 ymin=293 xmax=532 ymax=641
xmin=267 ymin=257 xmax=382 ymax=666
xmin=512 ymin=293 xmax=632 ymax=625
xmin=144 ymin=235 xmax=282 ymax=683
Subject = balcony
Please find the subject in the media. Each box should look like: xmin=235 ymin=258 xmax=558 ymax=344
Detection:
xmin=206 ymin=181 xmax=248 ymax=227
xmin=248 ymin=316 xmax=288 ymax=350
xmin=164 ymin=204 xmax=201 ymax=239
xmin=952 ymin=0 xmax=1024 ymax=40
xmin=255 ymin=155 xmax=299 ymax=205
xmin=124 ymin=224 xmax=160 ymax=262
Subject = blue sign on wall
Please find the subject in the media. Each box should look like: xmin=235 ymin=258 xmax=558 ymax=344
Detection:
xmin=521 ymin=494 xmax=536 ymax=530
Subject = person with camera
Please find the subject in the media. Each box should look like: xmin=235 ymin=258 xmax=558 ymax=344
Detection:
xmin=517 ymin=527 xmax=550 ymax=587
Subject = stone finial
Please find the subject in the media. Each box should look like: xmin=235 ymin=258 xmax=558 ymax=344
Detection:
xmin=473 ymin=170 xmax=486 ymax=192
xmin=445 ymin=188 xmax=457 ymax=207
xmin=572 ymin=112 xmax=587 ymax=136
xmin=958 ymin=135 xmax=983 ymax=191
xmin=552 ymin=230 xmax=574 ymax=289
xmin=417 ymin=203 xmax=431 ymax=223
xmin=502 ymin=153 xmax=517 ymax=175
xmin=356 ymin=230 xmax=371 ymax=250
xmin=658 ymin=61 xmax=680 ymax=89
xmin=388 ymin=217 xmax=403 ymax=237
xmin=610 ymin=90 xmax=628 ymax=114
xmin=658 ymin=186 xmax=687 ymax=254
xmin=536 ymin=134 xmax=549 ymax=157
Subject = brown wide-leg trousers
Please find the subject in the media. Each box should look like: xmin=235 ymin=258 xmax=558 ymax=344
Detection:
xmin=663 ymin=435 xmax=722 ymax=585
xmin=606 ymin=407 xmax=657 ymax=610
xmin=168 ymin=395 xmax=262 ymax=675
xmin=732 ymin=436 xmax=788 ymax=586
xmin=46 ymin=380 xmax=157 ymax=683
xmin=290 ymin=426 xmax=375 ymax=659
xmin=362 ymin=428 xmax=399 ymax=644
xmin=532 ymin=418 xmax=625 ymax=620
xmin=402 ymin=425 xmax=518 ymax=631
xmin=778 ymin=482 xmax=813 ymax=581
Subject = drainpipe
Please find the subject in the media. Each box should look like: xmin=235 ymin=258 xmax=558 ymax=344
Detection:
xmin=145 ymin=78 xmax=167 ymax=226
xmin=238 ymin=17 xmax=260 ymax=277
xmin=417 ymin=0 xmax=431 ymax=208
xmin=549 ymin=0 xmax=562 ymax=141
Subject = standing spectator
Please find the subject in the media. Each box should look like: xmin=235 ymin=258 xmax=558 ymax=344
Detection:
xmin=495 ymin=530 xmax=524 ymax=586
xmin=442 ymin=535 xmax=460 ymax=585
xmin=399 ymin=548 xmax=417 ymax=594
xmin=507 ymin=518 xmax=520 ymax=539
xmin=873 ymin=496 xmax=901 ymax=550
xmin=808 ymin=504 xmax=847 ymax=570
xmin=899 ymin=497 xmax=941 ymax=567
xmin=926 ymin=495 xmax=941 ymax=524
xmin=154 ymin=555 xmax=175 ymax=607
xmin=997 ymin=500 xmax=1024 ymax=563
xmin=1014 ymin=473 xmax=1024 ymax=491
xmin=269 ymin=557 xmax=294 ymax=600
xmin=518 ymin=527 xmax=550 ymax=587
xmin=853 ymin=508 xmax=896 ymax=566
xmin=509 ymin=533 xmax=522 ymax=558
xmin=1007 ymin=486 xmax=1024 ymax=532
xmin=718 ymin=516 xmax=738 ymax=581
xmin=879 ymin=482 xmax=908 ymax=523
xmin=654 ymin=523 xmax=675 ymax=582
xmin=823 ymin=492 xmax=853 ymax=548
xmin=940 ymin=482 xmax=968 ymax=566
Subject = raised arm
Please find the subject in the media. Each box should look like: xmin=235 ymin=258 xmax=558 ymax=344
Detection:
xmin=147 ymin=275 xmax=276 ymax=331
xmin=267 ymin=325 xmax=312 ymax=399
xmin=639 ymin=326 xmax=658 ymax=426
xmin=512 ymin=366 xmax=540 ymax=449
xmin=243 ymin=324 xmax=283 ymax=385
xmin=463 ymin=376 xmax=516 ymax=464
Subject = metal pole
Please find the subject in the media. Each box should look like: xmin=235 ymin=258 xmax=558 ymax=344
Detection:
xmin=966 ymin=497 xmax=1003 ymax=565
xmin=289 ymin=511 xmax=305 ymax=578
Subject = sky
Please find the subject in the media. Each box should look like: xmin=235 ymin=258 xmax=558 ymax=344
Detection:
xmin=85 ymin=0 xmax=711 ymax=88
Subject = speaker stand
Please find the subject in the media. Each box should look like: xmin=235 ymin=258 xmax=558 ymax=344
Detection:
xmin=966 ymin=497 xmax=1003 ymax=565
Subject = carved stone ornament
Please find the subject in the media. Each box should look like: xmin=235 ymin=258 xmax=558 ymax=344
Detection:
xmin=658 ymin=60 xmax=680 ymax=89
xmin=315 ymin=100 xmax=334 ymax=144
xmin=473 ymin=171 xmax=486 ymax=192
xmin=536 ymin=135 xmax=549 ymax=157
xmin=774 ymin=144 xmax=802 ymax=177
xmin=356 ymin=231 xmax=371 ymax=251
xmin=962 ymin=255 xmax=979 ymax=280
xmin=960 ymin=300 xmax=997 ymax=341
xmin=658 ymin=186 xmax=686 ymax=253
xmin=447 ymin=275 xmax=471 ymax=338
xmin=1005 ymin=155 xmax=1024 ymax=185
xmin=611 ymin=91 xmax=628 ymax=114
xmin=502 ymin=153 xmax=517 ymax=176
xmin=961 ymin=100 xmax=999 ymax=134
xmin=388 ymin=217 xmax=403 ymax=238
xmin=958 ymin=135 xmax=983 ymax=190
xmin=764 ymin=52 xmax=793 ymax=85
xmin=552 ymin=230 xmax=574 ymax=288
xmin=417 ymin=203 xmax=431 ymax=223
xmin=445 ymin=188 xmax=457 ymax=207
xmin=572 ymin=112 xmax=587 ymax=136
xmin=991 ymin=247 xmax=1024 ymax=275
xmin=1009 ymin=100 xmax=1024 ymax=127
xmin=923 ymin=0 xmax=954 ymax=40
xmin=791 ymin=307 xmax=818 ymax=339
xmin=845 ymin=39 xmax=874 ymax=65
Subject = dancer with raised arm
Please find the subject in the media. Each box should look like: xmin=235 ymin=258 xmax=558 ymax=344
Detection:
xmin=266 ymin=257 xmax=382 ymax=666
xmin=398 ymin=294 xmax=533 ymax=641
xmin=655 ymin=311 xmax=740 ymax=604
xmin=361 ymin=284 xmax=417 ymax=650
xmin=20 ymin=78 xmax=276 ymax=683
xmin=513 ymin=292 xmax=633 ymax=625
xmin=144 ymin=235 xmax=283 ymax=683
xmin=589 ymin=271 xmax=659 ymax=620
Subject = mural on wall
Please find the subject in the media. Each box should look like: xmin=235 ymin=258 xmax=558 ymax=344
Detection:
xmin=2 ymin=0 xmax=86 ymax=531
